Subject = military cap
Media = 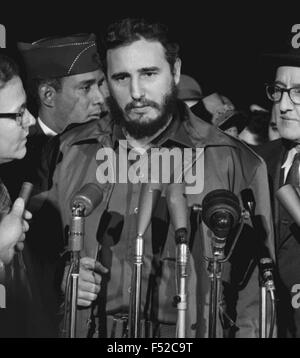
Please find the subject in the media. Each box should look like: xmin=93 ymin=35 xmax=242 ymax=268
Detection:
xmin=17 ymin=33 xmax=101 ymax=79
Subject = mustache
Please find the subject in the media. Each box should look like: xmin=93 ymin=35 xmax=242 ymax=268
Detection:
xmin=125 ymin=99 xmax=160 ymax=112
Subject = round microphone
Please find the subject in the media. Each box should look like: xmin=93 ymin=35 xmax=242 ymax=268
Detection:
xmin=70 ymin=183 xmax=103 ymax=217
xmin=202 ymin=189 xmax=241 ymax=238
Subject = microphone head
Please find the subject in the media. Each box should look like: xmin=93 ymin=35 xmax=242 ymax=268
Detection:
xmin=202 ymin=189 xmax=241 ymax=238
xmin=166 ymin=182 xmax=188 ymax=231
xmin=137 ymin=182 xmax=163 ymax=236
xmin=71 ymin=183 xmax=103 ymax=217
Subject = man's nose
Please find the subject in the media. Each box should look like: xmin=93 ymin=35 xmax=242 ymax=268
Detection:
xmin=130 ymin=78 xmax=144 ymax=100
xmin=280 ymin=91 xmax=294 ymax=113
xmin=92 ymin=85 xmax=105 ymax=105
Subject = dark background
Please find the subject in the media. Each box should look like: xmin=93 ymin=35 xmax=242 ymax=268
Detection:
xmin=1 ymin=1 xmax=299 ymax=111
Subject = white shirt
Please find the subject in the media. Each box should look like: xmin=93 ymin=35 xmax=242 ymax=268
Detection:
xmin=38 ymin=117 xmax=57 ymax=137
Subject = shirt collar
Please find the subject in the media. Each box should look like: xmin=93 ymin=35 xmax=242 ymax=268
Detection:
xmin=38 ymin=117 xmax=57 ymax=137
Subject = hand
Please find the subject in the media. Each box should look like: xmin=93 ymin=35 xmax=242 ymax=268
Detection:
xmin=61 ymin=256 xmax=108 ymax=307
xmin=0 ymin=198 xmax=32 ymax=264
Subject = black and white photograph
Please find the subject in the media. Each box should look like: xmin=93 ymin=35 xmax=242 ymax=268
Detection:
xmin=0 ymin=2 xmax=299 ymax=341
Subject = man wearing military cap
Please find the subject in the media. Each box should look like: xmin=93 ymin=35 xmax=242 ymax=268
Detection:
xmin=18 ymin=33 xmax=107 ymax=136
xmin=3 ymin=33 xmax=108 ymax=199
xmin=1 ymin=34 xmax=108 ymax=337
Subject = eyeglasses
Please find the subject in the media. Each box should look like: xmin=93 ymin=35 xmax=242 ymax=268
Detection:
xmin=266 ymin=84 xmax=300 ymax=105
xmin=0 ymin=109 xmax=27 ymax=127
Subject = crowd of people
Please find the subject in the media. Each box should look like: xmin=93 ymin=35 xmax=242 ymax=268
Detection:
xmin=0 ymin=17 xmax=299 ymax=338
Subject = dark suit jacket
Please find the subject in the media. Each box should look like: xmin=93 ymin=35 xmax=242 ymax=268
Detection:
xmin=256 ymin=138 xmax=300 ymax=337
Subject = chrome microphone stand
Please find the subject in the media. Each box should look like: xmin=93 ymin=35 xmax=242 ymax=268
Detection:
xmin=129 ymin=232 xmax=144 ymax=338
xmin=207 ymin=238 xmax=223 ymax=338
xmin=129 ymin=183 xmax=162 ymax=338
xmin=174 ymin=228 xmax=189 ymax=338
xmin=259 ymin=258 xmax=276 ymax=338
xmin=68 ymin=203 xmax=85 ymax=338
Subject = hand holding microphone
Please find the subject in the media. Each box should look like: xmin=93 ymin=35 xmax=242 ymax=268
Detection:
xmin=65 ymin=183 xmax=107 ymax=307
xmin=0 ymin=182 xmax=33 ymax=264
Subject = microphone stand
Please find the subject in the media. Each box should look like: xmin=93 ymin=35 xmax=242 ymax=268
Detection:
xmin=206 ymin=218 xmax=245 ymax=338
xmin=129 ymin=233 xmax=144 ymax=338
xmin=129 ymin=183 xmax=162 ymax=338
xmin=259 ymin=281 xmax=267 ymax=338
xmin=67 ymin=203 xmax=85 ymax=338
xmin=174 ymin=228 xmax=189 ymax=338
xmin=259 ymin=258 xmax=276 ymax=338
xmin=208 ymin=240 xmax=223 ymax=338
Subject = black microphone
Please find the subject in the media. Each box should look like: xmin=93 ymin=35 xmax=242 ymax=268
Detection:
xmin=202 ymin=189 xmax=241 ymax=256
xmin=69 ymin=183 xmax=103 ymax=252
xmin=259 ymin=257 xmax=275 ymax=291
xmin=70 ymin=183 xmax=103 ymax=217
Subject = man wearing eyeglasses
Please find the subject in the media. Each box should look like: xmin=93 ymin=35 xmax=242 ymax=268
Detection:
xmin=257 ymin=44 xmax=300 ymax=337
xmin=2 ymin=34 xmax=108 ymax=200
xmin=0 ymin=52 xmax=34 ymax=261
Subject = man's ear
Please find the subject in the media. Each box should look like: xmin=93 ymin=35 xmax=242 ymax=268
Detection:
xmin=173 ymin=58 xmax=181 ymax=85
xmin=38 ymin=84 xmax=57 ymax=107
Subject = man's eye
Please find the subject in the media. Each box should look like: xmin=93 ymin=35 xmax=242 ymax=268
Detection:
xmin=274 ymin=86 xmax=283 ymax=93
xmin=81 ymin=85 xmax=91 ymax=92
xmin=292 ymin=88 xmax=300 ymax=94
xmin=114 ymin=75 xmax=128 ymax=82
xmin=143 ymin=72 xmax=156 ymax=78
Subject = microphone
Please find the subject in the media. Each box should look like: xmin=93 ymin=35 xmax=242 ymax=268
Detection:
xmin=166 ymin=182 xmax=188 ymax=268
xmin=69 ymin=183 xmax=103 ymax=252
xmin=18 ymin=182 xmax=34 ymax=210
xmin=202 ymin=189 xmax=241 ymax=256
xmin=259 ymin=257 xmax=275 ymax=291
xmin=166 ymin=182 xmax=189 ymax=338
xmin=276 ymin=184 xmax=300 ymax=226
xmin=70 ymin=183 xmax=103 ymax=217
xmin=166 ymin=182 xmax=188 ymax=234
xmin=129 ymin=182 xmax=163 ymax=338
xmin=137 ymin=182 xmax=163 ymax=237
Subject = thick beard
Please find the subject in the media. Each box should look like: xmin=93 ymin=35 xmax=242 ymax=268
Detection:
xmin=108 ymin=83 xmax=178 ymax=140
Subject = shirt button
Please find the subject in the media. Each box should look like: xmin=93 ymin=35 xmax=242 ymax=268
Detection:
xmin=134 ymin=207 xmax=138 ymax=214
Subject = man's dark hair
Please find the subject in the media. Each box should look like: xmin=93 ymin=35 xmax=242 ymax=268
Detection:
xmin=245 ymin=111 xmax=271 ymax=144
xmin=102 ymin=18 xmax=180 ymax=73
xmin=29 ymin=77 xmax=62 ymax=108
xmin=0 ymin=54 xmax=20 ymax=89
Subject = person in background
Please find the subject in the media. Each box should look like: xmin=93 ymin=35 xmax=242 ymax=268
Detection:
xmin=0 ymin=53 xmax=35 ymax=337
xmin=239 ymin=110 xmax=271 ymax=146
xmin=268 ymin=106 xmax=281 ymax=141
xmin=256 ymin=42 xmax=300 ymax=337
xmin=177 ymin=73 xmax=202 ymax=108
xmin=2 ymin=33 xmax=108 ymax=199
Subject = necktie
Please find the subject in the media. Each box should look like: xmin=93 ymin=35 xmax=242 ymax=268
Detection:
xmin=285 ymin=152 xmax=300 ymax=187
